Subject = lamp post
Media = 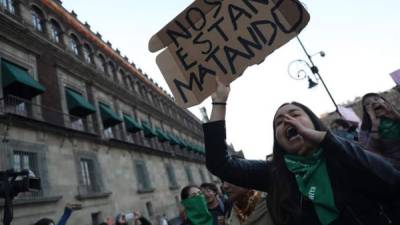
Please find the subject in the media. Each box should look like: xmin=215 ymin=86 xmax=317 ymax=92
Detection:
xmin=288 ymin=36 xmax=340 ymax=115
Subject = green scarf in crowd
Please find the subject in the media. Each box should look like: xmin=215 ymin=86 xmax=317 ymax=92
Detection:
xmin=181 ymin=194 xmax=213 ymax=225
xmin=379 ymin=117 xmax=400 ymax=139
xmin=284 ymin=148 xmax=339 ymax=225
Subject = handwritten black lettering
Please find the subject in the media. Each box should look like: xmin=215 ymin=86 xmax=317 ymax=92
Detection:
xmin=176 ymin=48 xmax=197 ymax=70
xmin=237 ymin=27 xmax=263 ymax=56
xmin=198 ymin=64 xmax=216 ymax=84
xmin=250 ymin=20 xmax=277 ymax=45
xmin=186 ymin=7 xmax=207 ymax=31
xmin=228 ymin=4 xmax=253 ymax=30
xmin=207 ymin=17 xmax=229 ymax=41
xmin=224 ymin=46 xmax=251 ymax=75
xmin=193 ymin=32 xmax=213 ymax=55
xmin=206 ymin=46 xmax=228 ymax=74
xmin=203 ymin=0 xmax=222 ymax=18
xmin=242 ymin=0 xmax=269 ymax=14
xmin=224 ymin=26 xmax=263 ymax=74
xmin=167 ymin=20 xmax=192 ymax=48
xmin=174 ymin=72 xmax=203 ymax=103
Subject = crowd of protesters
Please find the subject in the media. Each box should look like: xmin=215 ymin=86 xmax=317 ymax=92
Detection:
xmin=29 ymin=80 xmax=400 ymax=225
xmin=33 ymin=205 xmax=154 ymax=225
xmin=198 ymin=77 xmax=400 ymax=225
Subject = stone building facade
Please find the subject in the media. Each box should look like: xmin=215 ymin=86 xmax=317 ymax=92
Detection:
xmin=0 ymin=1 xmax=216 ymax=224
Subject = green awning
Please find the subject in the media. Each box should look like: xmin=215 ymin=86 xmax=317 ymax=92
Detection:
xmin=166 ymin=133 xmax=178 ymax=145
xmin=65 ymin=88 xmax=96 ymax=117
xmin=142 ymin=122 xmax=157 ymax=138
xmin=1 ymin=60 xmax=45 ymax=99
xmin=155 ymin=128 xmax=170 ymax=142
xmin=123 ymin=115 xmax=142 ymax=133
xmin=177 ymin=137 xmax=186 ymax=149
xmin=99 ymin=103 xmax=122 ymax=128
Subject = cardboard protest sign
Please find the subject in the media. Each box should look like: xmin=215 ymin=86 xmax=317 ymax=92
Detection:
xmin=149 ymin=0 xmax=310 ymax=108
xmin=337 ymin=105 xmax=361 ymax=125
xmin=390 ymin=69 xmax=400 ymax=85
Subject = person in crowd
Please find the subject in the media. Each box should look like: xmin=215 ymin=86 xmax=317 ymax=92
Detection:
xmin=222 ymin=178 xmax=274 ymax=225
xmin=180 ymin=185 xmax=213 ymax=225
xmin=133 ymin=211 xmax=153 ymax=225
xmin=157 ymin=214 xmax=169 ymax=225
xmin=329 ymin=118 xmax=358 ymax=141
xmin=201 ymin=183 xmax=230 ymax=225
xmin=203 ymin=78 xmax=400 ymax=225
xmin=360 ymin=92 xmax=400 ymax=169
xmin=99 ymin=223 xmax=108 ymax=225
xmin=34 ymin=203 xmax=81 ymax=225
xmin=116 ymin=213 xmax=128 ymax=225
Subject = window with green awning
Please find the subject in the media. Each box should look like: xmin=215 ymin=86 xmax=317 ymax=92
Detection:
xmin=65 ymin=88 xmax=96 ymax=117
xmin=142 ymin=121 xmax=157 ymax=138
xmin=1 ymin=60 xmax=45 ymax=99
xmin=155 ymin=128 xmax=170 ymax=142
xmin=123 ymin=114 xmax=142 ymax=133
xmin=99 ymin=102 xmax=122 ymax=128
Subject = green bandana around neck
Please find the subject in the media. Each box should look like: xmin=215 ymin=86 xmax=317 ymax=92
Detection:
xmin=181 ymin=194 xmax=213 ymax=225
xmin=284 ymin=148 xmax=339 ymax=225
xmin=379 ymin=117 xmax=400 ymax=139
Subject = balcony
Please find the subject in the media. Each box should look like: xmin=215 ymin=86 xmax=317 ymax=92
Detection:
xmin=2 ymin=95 xmax=97 ymax=135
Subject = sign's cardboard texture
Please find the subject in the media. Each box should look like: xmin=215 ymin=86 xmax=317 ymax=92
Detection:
xmin=149 ymin=0 xmax=310 ymax=108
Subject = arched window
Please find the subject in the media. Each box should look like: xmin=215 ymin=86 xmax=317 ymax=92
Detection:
xmin=0 ymin=0 xmax=15 ymax=13
xmin=82 ymin=44 xmax=92 ymax=64
xmin=108 ymin=62 xmax=116 ymax=77
xmin=70 ymin=34 xmax=80 ymax=56
xmin=117 ymin=69 xmax=125 ymax=85
xmin=49 ymin=19 xmax=62 ymax=43
xmin=98 ymin=54 xmax=107 ymax=73
xmin=31 ymin=6 xmax=44 ymax=32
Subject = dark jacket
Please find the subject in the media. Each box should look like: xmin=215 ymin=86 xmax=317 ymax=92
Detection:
xmin=203 ymin=121 xmax=400 ymax=225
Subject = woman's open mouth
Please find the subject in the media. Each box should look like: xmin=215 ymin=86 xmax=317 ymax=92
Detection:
xmin=286 ymin=127 xmax=299 ymax=141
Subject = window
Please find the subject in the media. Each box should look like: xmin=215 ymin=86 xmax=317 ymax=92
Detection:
xmin=70 ymin=34 xmax=80 ymax=56
xmin=185 ymin=166 xmax=194 ymax=185
xmin=82 ymin=44 xmax=92 ymax=64
xmin=1 ymin=0 xmax=14 ymax=14
xmin=79 ymin=158 xmax=99 ymax=193
xmin=165 ymin=164 xmax=179 ymax=189
xmin=107 ymin=62 xmax=116 ymax=78
xmin=97 ymin=54 xmax=107 ymax=72
xmin=31 ymin=7 xmax=44 ymax=32
xmin=135 ymin=160 xmax=153 ymax=192
xmin=13 ymin=151 xmax=42 ymax=198
xmin=103 ymin=127 xmax=114 ymax=138
xmin=71 ymin=118 xmax=84 ymax=131
xmin=49 ymin=20 xmax=61 ymax=43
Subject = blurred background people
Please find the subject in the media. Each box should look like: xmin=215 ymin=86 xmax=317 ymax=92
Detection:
xmin=360 ymin=93 xmax=400 ymax=169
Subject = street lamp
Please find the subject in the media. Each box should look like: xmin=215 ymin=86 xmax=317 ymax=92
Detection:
xmin=288 ymin=36 xmax=340 ymax=114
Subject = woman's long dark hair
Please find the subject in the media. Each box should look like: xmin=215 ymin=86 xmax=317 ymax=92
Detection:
xmin=360 ymin=93 xmax=391 ymax=132
xmin=269 ymin=102 xmax=328 ymax=225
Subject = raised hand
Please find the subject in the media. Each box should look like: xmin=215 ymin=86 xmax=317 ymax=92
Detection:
xmin=366 ymin=105 xmax=380 ymax=128
xmin=211 ymin=76 xmax=230 ymax=103
xmin=210 ymin=76 xmax=230 ymax=122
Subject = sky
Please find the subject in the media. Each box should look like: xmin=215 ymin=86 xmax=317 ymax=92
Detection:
xmin=62 ymin=0 xmax=400 ymax=159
